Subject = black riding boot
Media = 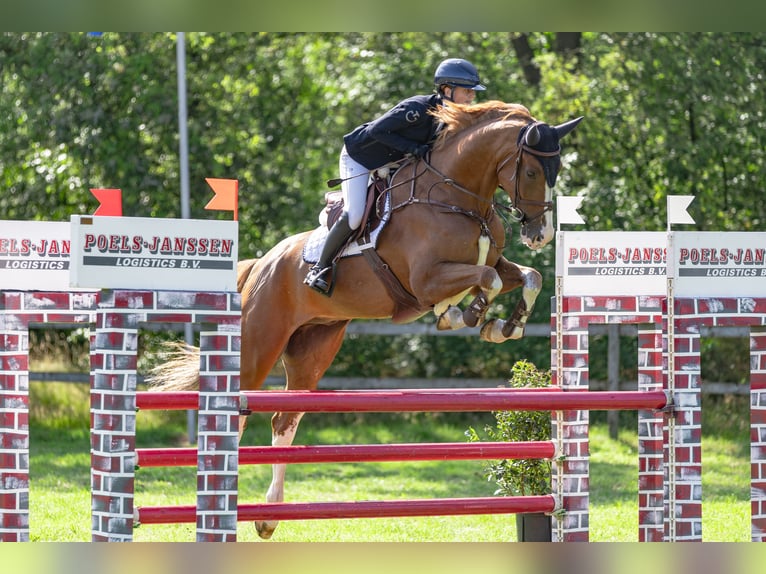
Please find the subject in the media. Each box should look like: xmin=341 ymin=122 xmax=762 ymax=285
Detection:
xmin=304 ymin=212 xmax=355 ymax=295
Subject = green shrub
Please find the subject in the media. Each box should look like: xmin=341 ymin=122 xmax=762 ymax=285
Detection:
xmin=466 ymin=360 xmax=552 ymax=496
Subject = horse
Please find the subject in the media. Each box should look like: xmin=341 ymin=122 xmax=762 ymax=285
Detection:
xmin=148 ymin=100 xmax=583 ymax=539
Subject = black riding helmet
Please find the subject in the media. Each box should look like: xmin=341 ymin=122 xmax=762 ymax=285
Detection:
xmin=433 ymin=58 xmax=486 ymax=91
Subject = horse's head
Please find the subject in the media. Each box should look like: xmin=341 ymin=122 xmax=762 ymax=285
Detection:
xmin=498 ymin=116 xmax=583 ymax=250
xmin=429 ymin=102 xmax=582 ymax=250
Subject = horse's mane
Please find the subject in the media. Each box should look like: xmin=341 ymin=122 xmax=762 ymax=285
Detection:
xmin=432 ymin=100 xmax=533 ymax=149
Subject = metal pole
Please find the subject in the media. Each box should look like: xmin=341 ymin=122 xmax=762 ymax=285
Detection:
xmin=176 ymin=32 xmax=196 ymax=444
xmin=177 ymin=33 xmax=190 ymax=220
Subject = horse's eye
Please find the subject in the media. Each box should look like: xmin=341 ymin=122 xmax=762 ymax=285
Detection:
xmin=526 ymin=169 xmax=537 ymax=178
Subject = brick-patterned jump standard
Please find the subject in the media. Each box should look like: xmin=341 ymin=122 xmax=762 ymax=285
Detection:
xmin=671 ymin=296 xmax=766 ymax=542
xmin=553 ymin=292 xmax=766 ymax=542
xmin=0 ymin=291 xmax=98 ymax=542
xmin=551 ymin=294 xmax=666 ymax=542
xmin=89 ymin=289 xmax=240 ymax=542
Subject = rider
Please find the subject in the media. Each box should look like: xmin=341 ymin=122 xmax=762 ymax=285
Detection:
xmin=304 ymin=57 xmax=486 ymax=295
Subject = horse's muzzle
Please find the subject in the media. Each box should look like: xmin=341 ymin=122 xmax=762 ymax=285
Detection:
xmin=521 ymin=220 xmax=553 ymax=250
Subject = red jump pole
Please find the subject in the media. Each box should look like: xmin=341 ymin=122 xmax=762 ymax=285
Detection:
xmin=135 ymin=440 xmax=557 ymax=468
xmin=239 ymin=389 xmax=668 ymax=413
xmin=135 ymin=389 xmax=667 ymax=413
xmin=134 ymin=387 xmax=563 ymax=411
xmin=137 ymin=495 xmax=557 ymax=525
xmin=136 ymin=391 xmax=198 ymax=410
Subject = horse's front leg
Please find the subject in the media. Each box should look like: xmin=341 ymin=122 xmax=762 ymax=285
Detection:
xmin=416 ymin=262 xmax=502 ymax=332
xmin=480 ymin=258 xmax=542 ymax=343
xmin=254 ymin=411 xmax=304 ymax=540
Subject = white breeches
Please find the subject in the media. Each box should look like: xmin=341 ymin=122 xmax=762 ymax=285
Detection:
xmin=339 ymin=145 xmax=370 ymax=230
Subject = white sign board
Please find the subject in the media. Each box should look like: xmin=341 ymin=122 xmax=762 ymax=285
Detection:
xmin=669 ymin=231 xmax=766 ymax=297
xmin=69 ymin=215 xmax=238 ymax=292
xmin=557 ymin=231 xmax=667 ymax=295
xmin=0 ymin=220 xmax=74 ymax=290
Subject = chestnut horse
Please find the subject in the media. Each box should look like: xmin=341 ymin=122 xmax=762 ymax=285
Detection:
xmin=148 ymin=101 xmax=582 ymax=539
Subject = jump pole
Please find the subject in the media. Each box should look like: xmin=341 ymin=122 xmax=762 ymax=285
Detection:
xmin=135 ymin=441 xmax=559 ymax=467
xmin=137 ymin=388 xmax=667 ymax=413
xmin=138 ymin=495 xmax=559 ymax=525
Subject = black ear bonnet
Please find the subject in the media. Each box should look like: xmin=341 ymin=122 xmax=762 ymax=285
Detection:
xmin=518 ymin=122 xmax=561 ymax=188
xmin=517 ymin=116 xmax=584 ymax=188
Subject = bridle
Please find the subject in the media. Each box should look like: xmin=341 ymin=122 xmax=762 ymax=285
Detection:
xmin=495 ymin=125 xmax=560 ymax=227
xmin=382 ymin=121 xmax=560 ymax=245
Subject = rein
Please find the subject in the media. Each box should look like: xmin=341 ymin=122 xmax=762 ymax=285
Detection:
xmin=382 ymin=135 xmax=559 ymax=246
xmin=498 ymin=141 xmax=559 ymax=227
xmin=385 ymin=159 xmax=502 ymax=247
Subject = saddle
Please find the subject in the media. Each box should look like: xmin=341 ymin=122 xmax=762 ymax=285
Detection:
xmin=319 ymin=167 xmax=427 ymax=323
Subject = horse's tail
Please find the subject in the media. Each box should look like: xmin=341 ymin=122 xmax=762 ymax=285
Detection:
xmin=147 ymin=257 xmax=260 ymax=393
xmin=146 ymin=341 xmax=201 ymax=391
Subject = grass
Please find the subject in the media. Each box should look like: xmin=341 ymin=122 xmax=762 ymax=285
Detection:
xmin=26 ymin=382 xmax=752 ymax=542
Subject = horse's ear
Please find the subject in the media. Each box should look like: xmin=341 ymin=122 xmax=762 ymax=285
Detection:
xmin=524 ymin=124 xmax=541 ymax=146
xmin=554 ymin=116 xmax=584 ymax=139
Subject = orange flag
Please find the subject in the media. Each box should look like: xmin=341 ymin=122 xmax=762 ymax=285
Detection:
xmin=205 ymin=178 xmax=239 ymax=221
xmin=90 ymin=188 xmax=123 ymax=216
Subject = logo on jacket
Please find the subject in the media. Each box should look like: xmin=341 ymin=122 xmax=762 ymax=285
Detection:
xmin=405 ymin=110 xmax=420 ymax=123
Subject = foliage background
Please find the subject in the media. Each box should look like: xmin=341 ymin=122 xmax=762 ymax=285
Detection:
xmin=3 ymin=32 xmax=764 ymax=380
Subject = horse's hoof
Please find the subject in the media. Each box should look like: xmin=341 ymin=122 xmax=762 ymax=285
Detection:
xmin=502 ymin=320 xmax=526 ymax=340
xmin=507 ymin=327 xmax=524 ymax=340
xmin=255 ymin=521 xmax=276 ymax=540
xmin=479 ymin=319 xmax=506 ymax=343
xmin=436 ymin=306 xmax=464 ymax=331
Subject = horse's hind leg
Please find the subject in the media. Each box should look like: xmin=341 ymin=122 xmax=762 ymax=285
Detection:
xmin=255 ymin=410 xmax=304 ymax=540
xmin=254 ymin=320 xmax=350 ymax=540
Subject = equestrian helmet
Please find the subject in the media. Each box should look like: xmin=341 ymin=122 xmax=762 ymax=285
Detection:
xmin=433 ymin=58 xmax=486 ymax=91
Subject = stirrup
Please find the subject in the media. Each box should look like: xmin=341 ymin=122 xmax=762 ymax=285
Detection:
xmin=304 ymin=265 xmax=334 ymax=295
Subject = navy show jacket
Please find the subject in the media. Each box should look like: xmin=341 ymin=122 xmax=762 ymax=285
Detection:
xmin=343 ymin=93 xmax=443 ymax=170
